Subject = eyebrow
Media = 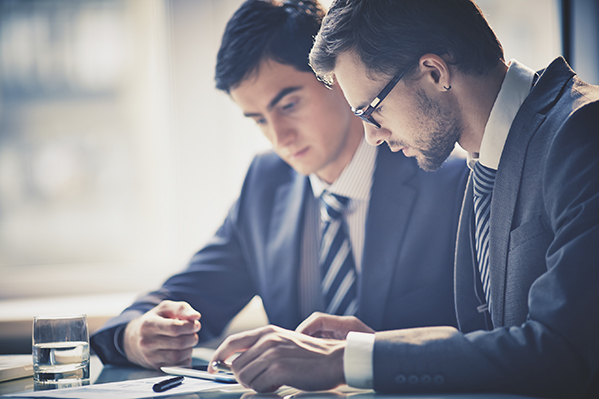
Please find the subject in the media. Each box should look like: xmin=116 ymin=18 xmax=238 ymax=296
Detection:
xmin=243 ymin=86 xmax=303 ymax=118
xmin=354 ymin=101 xmax=369 ymax=112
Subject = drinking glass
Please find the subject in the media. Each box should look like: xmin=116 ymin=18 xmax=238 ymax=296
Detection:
xmin=32 ymin=314 xmax=90 ymax=390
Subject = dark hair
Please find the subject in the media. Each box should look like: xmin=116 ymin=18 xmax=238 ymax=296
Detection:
xmin=310 ymin=0 xmax=504 ymax=85
xmin=215 ymin=0 xmax=326 ymax=93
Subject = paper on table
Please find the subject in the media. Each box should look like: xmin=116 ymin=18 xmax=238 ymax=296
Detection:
xmin=0 ymin=355 xmax=33 ymax=383
xmin=3 ymin=376 xmax=238 ymax=399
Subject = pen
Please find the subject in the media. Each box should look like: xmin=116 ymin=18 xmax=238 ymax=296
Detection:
xmin=152 ymin=375 xmax=184 ymax=392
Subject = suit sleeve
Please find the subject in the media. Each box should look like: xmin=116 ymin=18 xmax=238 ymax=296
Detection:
xmin=90 ymin=163 xmax=262 ymax=366
xmin=370 ymin=102 xmax=599 ymax=398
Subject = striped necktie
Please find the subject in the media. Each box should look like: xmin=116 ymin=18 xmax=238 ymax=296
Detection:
xmin=472 ymin=161 xmax=497 ymax=308
xmin=319 ymin=192 xmax=358 ymax=316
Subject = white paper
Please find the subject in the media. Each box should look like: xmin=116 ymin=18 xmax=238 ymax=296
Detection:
xmin=3 ymin=376 xmax=238 ymax=398
xmin=0 ymin=355 xmax=33 ymax=383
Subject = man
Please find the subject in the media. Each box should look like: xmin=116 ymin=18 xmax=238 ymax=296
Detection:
xmin=209 ymin=0 xmax=599 ymax=397
xmin=90 ymin=0 xmax=468 ymax=370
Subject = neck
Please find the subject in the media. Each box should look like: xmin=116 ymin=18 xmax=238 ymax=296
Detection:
xmin=456 ymin=61 xmax=509 ymax=153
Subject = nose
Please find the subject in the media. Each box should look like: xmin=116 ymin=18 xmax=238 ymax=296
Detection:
xmin=364 ymin=122 xmax=390 ymax=146
xmin=269 ymin=116 xmax=296 ymax=149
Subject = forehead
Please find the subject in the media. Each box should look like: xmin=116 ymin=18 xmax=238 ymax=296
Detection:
xmin=333 ymin=51 xmax=386 ymax=109
xmin=230 ymin=59 xmax=316 ymax=109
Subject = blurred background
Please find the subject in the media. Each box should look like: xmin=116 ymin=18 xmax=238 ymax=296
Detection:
xmin=0 ymin=0 xmax=598 ymax=353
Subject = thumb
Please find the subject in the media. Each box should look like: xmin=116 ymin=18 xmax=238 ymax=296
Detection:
xmin=296 ymin=312 xmax=330 ymax=336
xmin=179 ymin=305 xmax=202 ymax=321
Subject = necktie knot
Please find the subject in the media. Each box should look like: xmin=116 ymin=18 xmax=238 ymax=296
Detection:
xmin=472 ymin=161 xmax=497 ymax=196
xmin=320 ymin=192 xmax=349 ymax=222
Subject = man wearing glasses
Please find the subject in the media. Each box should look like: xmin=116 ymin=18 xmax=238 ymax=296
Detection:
xmin=209 ymin=0 xmax=599 ymax=397
xmin=91 ymin=0 xmax=468 ymax=371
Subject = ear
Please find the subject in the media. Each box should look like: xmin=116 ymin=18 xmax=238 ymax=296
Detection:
xmin=419 ymin=54 xmax=452 ymax=92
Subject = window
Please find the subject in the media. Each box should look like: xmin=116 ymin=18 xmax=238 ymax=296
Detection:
xmin=0 ymin=0 xmax=269 ymax=299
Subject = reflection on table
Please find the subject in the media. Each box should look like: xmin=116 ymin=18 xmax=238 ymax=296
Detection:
xmin=0 ymin=356 xmax=540 ymax=399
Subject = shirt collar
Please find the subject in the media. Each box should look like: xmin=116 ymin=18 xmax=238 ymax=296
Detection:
xmin=310 ymin=137 xmax=376 ymax=202
xmin=467 ymin=59 xmax=536 ymax=170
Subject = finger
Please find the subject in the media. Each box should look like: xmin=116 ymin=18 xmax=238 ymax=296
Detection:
xmin=246 ymin=363 xmax=282 ymax=393
xmin=251 ymin=342 xmax=346 ymax=393
xmin=240 ymin=343 xmax=319 ymax=393
xmin=140 ymin=331 xmax=199 ymax=352
xmin=235 ymin=345 xmax=287 ymax=392
xmin=344 ymin=316 xmax=375 ymax=335
xmin=297 ymin=314 xmax=374 ymax=339
xmin=209 ymin=326 xmax=279 ymax=373
xmin=234 ymin=353 xmax=270 ymax=390
xmin=295 ymin=312 xmax=334 ymax=335
xmin=143 ymin=313 xmax=201 ymax=337
xmin=233 ymin=329 xmax=329 ymax=389
xmin=231 ymin=332 xmax=288 ymax=379
xmin=155 ymin=300 xmax=202 ymax=321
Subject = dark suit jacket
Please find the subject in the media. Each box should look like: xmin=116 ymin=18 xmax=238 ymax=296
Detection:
xmin=372 ymin=58 xmax=599 ymax=398
xmin=91 ymin=145 xmax=468 ymax=366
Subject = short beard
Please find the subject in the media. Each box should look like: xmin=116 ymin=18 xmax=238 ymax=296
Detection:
xmin=413 ymin=88 xmax=462 ymax=172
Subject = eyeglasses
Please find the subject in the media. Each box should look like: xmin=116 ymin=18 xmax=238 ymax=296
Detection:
xmin=352 ymin=67 xmax=410 ymax=129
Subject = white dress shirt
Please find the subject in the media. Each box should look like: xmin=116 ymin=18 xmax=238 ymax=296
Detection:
xmin=298 ymin=138 xmax=377 ymax=318
xmin=468 ymin=60 xmax=537 ymax=170
xmin=344 ymin=59 xmax=537 ymax=389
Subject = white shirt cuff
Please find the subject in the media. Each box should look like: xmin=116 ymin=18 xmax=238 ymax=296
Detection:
xmin=344 ymin=331 xmax=374 ymax=388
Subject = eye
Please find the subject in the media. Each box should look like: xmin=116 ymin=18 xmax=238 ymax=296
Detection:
xmin=281 ymin=101 xmax=296 ymax=111
xmin=279 ymin=93 xmax=302 ymax=113
xmin=253 ymin=116 xmax=267 ymax=125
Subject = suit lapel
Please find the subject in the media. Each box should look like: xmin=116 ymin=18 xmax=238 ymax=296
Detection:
xmin=264 ymin=171 xmax=309 ymax=329
xmin=488 ymin=111 xmax=544 ymax=325
xmin=360 ymin=147 xmax=418 ymax=330
xmin=488 ymin=57 xmax=574 ymax=325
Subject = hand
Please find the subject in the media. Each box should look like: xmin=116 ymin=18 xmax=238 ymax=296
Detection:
xmin=123 ymin=300 xmax=201 ymax=369
xmin=296 ymin=312 xmax=374 ymax=339
xmin=209 ymin=325 xmax=346 ymax=393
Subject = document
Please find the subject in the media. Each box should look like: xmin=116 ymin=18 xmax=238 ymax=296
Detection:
xmin=0 ymin=356 xmax=33 ymax=383
xmin=3 ymin=376 xmax=240 ymax=398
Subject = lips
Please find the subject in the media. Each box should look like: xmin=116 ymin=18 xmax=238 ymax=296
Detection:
xmin=389 ymin=144 xmax=413 ymax=156
xmin=387 ymin=144 xmax=405 ymax=153
xmin=290 ymin=147 xmax=309 ymax=158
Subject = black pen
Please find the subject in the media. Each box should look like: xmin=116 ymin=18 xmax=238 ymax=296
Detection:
xmin=153 ymin=375 xmax=184 ymax=392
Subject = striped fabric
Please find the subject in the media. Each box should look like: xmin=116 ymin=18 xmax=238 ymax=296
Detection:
xmin=472 ymin=161 xmax=497 ymax=309
xmin=319 ymin=191 xmax=358 ymax=316
xmin=301 ymin=139 xmax=376 ymax=318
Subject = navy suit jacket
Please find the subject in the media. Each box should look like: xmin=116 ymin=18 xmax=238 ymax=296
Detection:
xmin=91 ymin=145 xmax=468 ymax=366
xmin=372 ymin=58 xmax=599 ymax=398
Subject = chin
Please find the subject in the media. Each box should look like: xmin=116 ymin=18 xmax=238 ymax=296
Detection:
xmin=417 ymin=141 xmax=458 ymax=172
xmin=289 ymin=163 xmax=314 ymax=176
xmin=416 ymin=155 xmax=448 ymax=172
